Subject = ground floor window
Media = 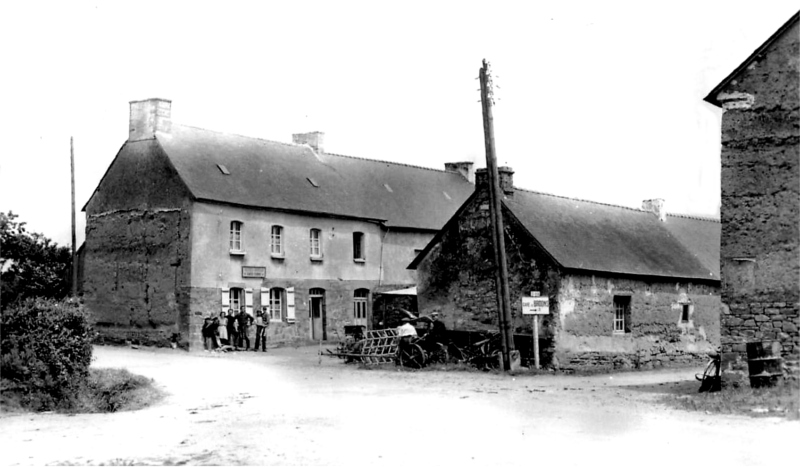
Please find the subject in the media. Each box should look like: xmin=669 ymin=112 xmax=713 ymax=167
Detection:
xmin=268 ymin=288 xmax=285 ymax=321
xmin=613 ymin=295 xmax=631 ymax=334
xmin=353 ymin=289 xmax=368 ymax=320
xmin=681 ymin=304 xmax=691 ymax=323
xmin=230 ymin=288 xmax=244 ymax=312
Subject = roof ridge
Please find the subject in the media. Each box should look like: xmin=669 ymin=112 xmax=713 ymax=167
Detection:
xmin=512 ymin=186 xmax=644 ymax=213
xmin=173 ymin=123 xmax=454 ymax=174
xmin=323 ymin=151 xmax=449 ymax=173
xmin=173 ymin=123 xmax=310 ymax=150
xmin=513 ymin=186 xmax=720 ymax=220
xmin=666 ymin=212 xmax=721 ymax=223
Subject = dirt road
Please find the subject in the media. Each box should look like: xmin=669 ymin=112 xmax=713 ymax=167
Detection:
xmin=2 ymin=345 xmax=797 ymax=466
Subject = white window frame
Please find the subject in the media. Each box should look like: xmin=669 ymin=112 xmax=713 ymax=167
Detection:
xmin=271 ymin=225 xmax=284 ymax=257
xmin=353 ymin=289 xmax=368 ymax=320
xmin=230 ymin=287 xmax=244 ymax=313
xmin=268 ymin=288 xmax=285 ymax=322
xmin=230 ymin=221 xmax=244 ymax=253
xmin=310 ymin=228 xmax=322 ymax=259
xmin=613 ymin=296 xmax=631 ymax=334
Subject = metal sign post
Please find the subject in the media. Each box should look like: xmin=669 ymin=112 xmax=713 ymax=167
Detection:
xmin=522 ymin=292 xmax=549 ymax=370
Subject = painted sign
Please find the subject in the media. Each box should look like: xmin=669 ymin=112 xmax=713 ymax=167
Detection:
xmin=522 ymin=295 xmax=549 ymax=315
xmin=242 ymin=266 xmax=267 ymax=278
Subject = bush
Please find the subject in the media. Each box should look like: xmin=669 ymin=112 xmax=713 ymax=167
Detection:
xmin=77 ymin=368 xmax=163 ymax=413
xmin=1 ymin=298 xmax=94 ymax=410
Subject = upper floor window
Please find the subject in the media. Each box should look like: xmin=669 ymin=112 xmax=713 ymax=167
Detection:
xmin=353 ymin=232 xmax=365 ymax=261
xmin=230 ymin=221 xmax=243 ymax=252
xmin=271 ymin=225 xmax=284 ymax=256
xmin=310 ymin=228 xmax=322 ymax=258
xmin=613 ymin=296 xmax=631 ymax=334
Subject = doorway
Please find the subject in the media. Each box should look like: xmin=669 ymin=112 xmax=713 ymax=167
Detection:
xmin=308 ymin=288 xmax=326 ymax=340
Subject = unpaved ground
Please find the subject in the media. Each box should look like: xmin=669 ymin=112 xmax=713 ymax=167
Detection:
xmin=2 ymin=345 xmax=798 ymax=466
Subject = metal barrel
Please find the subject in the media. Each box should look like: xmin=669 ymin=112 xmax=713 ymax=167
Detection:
xmin=746 ymin=341 xmax=783 ymax=388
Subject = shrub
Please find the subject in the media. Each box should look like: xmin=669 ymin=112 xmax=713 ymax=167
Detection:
xmin=77 ymin=368 xmax=162 ymax=413
xmin=1 ymin=298 xmax=94 ymax=410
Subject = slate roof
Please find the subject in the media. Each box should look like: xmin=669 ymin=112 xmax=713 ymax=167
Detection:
xmin=410 ymin=188 xmax=720 ymax=282
xmin=155 ymin=124 xmax=475 ymax=230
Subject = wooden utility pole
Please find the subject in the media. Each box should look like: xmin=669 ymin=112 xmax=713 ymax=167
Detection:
xmin=479 ymin=59 xmax=515 ymax=370
xmin=71 ymin=137 xmax=78 ymax=297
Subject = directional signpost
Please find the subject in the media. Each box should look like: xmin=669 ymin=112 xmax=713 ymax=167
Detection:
xmin=522 ymin=292 xmax=549 ymax=369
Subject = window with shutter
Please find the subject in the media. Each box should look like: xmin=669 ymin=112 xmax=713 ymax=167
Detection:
xmin=286 ymin=287 xmax=296 ymax=320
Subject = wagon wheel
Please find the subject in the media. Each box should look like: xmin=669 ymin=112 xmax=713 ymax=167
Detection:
xmin=398 ymin=343 xmax=426 ymax=369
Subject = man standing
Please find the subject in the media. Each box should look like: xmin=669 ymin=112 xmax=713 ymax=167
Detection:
xmin=253 ymin=310 xmax=268 ymax=352
xmin=237 ymin=307 xmax=252 ymax=350
xmin=226 ymin=310 xmax=238 ymax=350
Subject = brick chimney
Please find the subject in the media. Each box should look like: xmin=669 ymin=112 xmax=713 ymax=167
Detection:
xmin=475 ymin=167 xmax=514 ymax=196
xmin=129 ymin=98 xmax=171 ymax=142
xmin=292 ymin=131 xmax=324 ymax=153
xmin=642 ymin=198 xmax=667 ymax=222
xmin=444 ymin=162 xmax=475 ymax=183
xmin=498 ymin=166 xmax=514 ymax=196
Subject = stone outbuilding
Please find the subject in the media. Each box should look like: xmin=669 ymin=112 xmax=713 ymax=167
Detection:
xmin=81 ymin=98 xmax=475 ymax=350
xmin=704 ymin=11 xmax=800 ymax=378
xmin=409 ymin=168 xmax=721 ymax=370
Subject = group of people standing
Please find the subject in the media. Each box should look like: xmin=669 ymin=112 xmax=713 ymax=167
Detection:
xmin=202 ymin=308 xmax=269 ymax=352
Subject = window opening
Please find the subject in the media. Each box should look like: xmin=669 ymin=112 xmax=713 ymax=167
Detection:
xmin=310 ymin=228 xmax=322 ymax=257
xmin=353 ymin=289 xmax=368 ymax=320
xmin=217 ymin=164 xmax=230 ymax=175
xmin=353 ymin=232 xmax=364 ymax=260
xmin=271 ymin=225 xmax=283 ymax=255
xmin=613 ymin=296 xmax=631 ymax=334
xmin=269 ymin=288 xmax=285 ymax=321
xmin=230 ymin=288 xmax=244 ymax=312
xmin=681 ymin=304 xmax=690 ymax=323
xmin=230 ymin=221 xmax=243 ymax=251
xmin=307 ymin=177 xmax=319 ymax=187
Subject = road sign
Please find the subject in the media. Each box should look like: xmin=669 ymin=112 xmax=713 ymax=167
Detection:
xmin=522 ymin=296 xmax=549 ymax=315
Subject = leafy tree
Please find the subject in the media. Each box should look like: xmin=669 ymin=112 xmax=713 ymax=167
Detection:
xmin=1 ymin=211 xmax=72 ymax=309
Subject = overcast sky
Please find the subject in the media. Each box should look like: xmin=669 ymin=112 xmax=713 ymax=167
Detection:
xmin=2 ymin=1 xmax=797 ymax=247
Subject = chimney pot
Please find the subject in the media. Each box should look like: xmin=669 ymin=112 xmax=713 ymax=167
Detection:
xmin=642 ymin=198 xmax=667 ymax=222
xmin=444 ymin=161 xmax=475 ymax=183
xmin=129 ymin=98 xmax=171 ymax=141
xmin=292 ymin=131 xmax=325 ymax=153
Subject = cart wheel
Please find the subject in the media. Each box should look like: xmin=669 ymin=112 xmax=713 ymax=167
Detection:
xmin=398 ymin=344 xmax=426 ymax=369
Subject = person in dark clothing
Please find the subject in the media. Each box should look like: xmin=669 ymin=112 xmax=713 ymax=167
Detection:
xmin=202 ymin=314 xmax=218 ymax=351
xmin=226 ymin=310 xmax=238 ymax=349
xmin=253 ymin=310 xmax=268 ymax=352
xmin=237 ymin=308 xmax=252 ymax=350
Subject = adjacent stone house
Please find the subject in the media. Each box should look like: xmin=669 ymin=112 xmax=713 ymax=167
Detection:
xmin=410 ymin=168 xmax=721 ymax=370
xmin=704 ymin=11 xmax=799 ymax=377
xmin=81 ymin=98 xmax=475 ymax=349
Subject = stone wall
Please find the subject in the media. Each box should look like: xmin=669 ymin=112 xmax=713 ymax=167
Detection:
xmin=556 ymin=273 xmax=719 ymax=370
xmin=416 ymin=184 xmax=720 ymax=370
xmin=82 ymin=139 xmax=193 ymax=348
xmin=416 ymin=187 xmax=563 ymax=367
xmin=716 ymin=19 xmax=800 ymax=378
xmin=84 ymin=208 xmax=192 ymax=348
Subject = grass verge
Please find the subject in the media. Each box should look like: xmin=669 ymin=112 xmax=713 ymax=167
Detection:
xmin=1 ymin=368 xmax=164 ymax=414
xmin=662 ymin=380 xmax=800 ymax=420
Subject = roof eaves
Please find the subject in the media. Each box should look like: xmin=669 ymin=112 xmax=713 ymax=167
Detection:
xmin=193 ymin=197 xmax=388 ymax=224
xmin=703 ymin=11 xmax=800 ymax=107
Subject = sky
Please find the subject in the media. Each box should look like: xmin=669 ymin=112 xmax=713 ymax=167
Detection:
xmin=1 ymin=0 xmax=797 ymax=248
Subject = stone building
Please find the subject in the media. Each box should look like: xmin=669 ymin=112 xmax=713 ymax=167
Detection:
xmin=81 ymin=98 xmax=475 ymax=349
xmin=704 ymin=11 xmax=799 ymax=377
xmin=409 ymin=168 xmax=721 ymax=370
